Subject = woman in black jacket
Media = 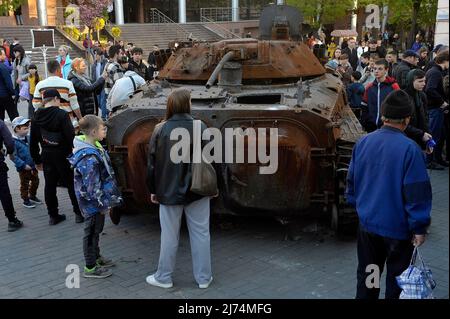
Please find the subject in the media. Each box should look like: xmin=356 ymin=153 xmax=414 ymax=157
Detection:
xmin=146 ymin=89 xmax=214 ymax=290
xmin=404 ymin=69 xmax=432 ymax=149
xmin=68 ymin=58 xmax=106 ymax=116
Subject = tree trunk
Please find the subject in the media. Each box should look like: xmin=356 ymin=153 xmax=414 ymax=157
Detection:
xmin=409 ymin=0 xmax=421 ymax=48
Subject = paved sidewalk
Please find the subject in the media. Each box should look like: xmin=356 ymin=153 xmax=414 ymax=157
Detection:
xmin=0 ymin=103 xmax=448 ymax=299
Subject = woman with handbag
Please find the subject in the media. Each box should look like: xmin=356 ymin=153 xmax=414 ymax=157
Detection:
xmin=146 ymin=88 xmax=216 ymax=289
xmin=11 ymin=45 xmax=30 ymax=114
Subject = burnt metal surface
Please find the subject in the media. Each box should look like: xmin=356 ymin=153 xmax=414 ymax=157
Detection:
xmin=158 ymin=39 xmax=325 ymax=83
xmin=106 ymin=4 xmax=365 ymax=230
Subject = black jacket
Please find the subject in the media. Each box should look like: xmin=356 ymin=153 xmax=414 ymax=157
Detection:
xmin=388 ymin=61 xmax=398 ymax=78
xmin=68 ymin=72 xmax=105 ymax=116
xmin=393 ymin=60 xmax=416 ymax=89
xmin=129 ymin=60 xmax=153 ymax=81
xmin=425 ymin=64 xmax=447 ymax=109
xmin=147 ymin=113 xmax=207 ymax=205
xmin=368 ymin=46 xmax=386 ymax=58
xmin=342 ymin=47 xmax=359 ymax=71
xmin=0 ymin=119 xmax=14 ymax=166
xmin=404 ymin=90 xmax=429 ymax=149
xmin=30 ymin=106 xmax=75 ymax=164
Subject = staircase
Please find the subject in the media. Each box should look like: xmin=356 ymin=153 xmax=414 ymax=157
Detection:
xmin=0 ymin=26 xmax=84 ymax=65
xmin=113 ymin=23 xmax=223 ymax=55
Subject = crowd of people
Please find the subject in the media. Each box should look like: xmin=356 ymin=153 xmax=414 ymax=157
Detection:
xmin=1 ymin=29 xmax=215 ymax=288
xmin=0 ymin=30 xmax=449 ymax=297
xmin=322 ymin=36 xmax=449 ymax=170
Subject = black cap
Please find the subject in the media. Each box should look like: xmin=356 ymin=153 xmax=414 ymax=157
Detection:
xmin=42 ymin=89 xmax=61 ymax=99
xmin=381 ymin=90 xmax=413 ymax=119
xmin=403 ymin=49 xmax=420 ymax=58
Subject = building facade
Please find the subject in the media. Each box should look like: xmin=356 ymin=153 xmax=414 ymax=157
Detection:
xmin=0 ymin=0 xmax=273 ymax=26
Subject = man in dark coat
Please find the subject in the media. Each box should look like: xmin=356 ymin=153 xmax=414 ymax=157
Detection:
xmin=425 ymin=51 xmax=449 ymax=168
xmin=342 ymin=38 xmax=359 ymax=71
xmin=404 ymin=69 xmax=432 ymax=149
xmin=0 ymin=119 xmax=23 ymax=232
xmin=393 ymin=50 xmax=419 ymax=89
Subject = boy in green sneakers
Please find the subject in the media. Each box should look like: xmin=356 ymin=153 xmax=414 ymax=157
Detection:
xmin=68 ymin=115 xmax=122 ymax=278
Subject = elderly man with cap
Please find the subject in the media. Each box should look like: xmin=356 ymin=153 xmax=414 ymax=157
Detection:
xmin=393 ymin=50 xmax=420 ymax=89
xmin=30 ymin=89 xmax=84 ymax=225
xmin=346 ymin=90 xmax=432 ymax=299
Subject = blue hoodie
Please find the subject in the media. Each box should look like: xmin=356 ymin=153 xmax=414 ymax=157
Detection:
xmin=346 ymin=82 xmax=365 ymax=108
xmin=345 ymin=126 xmax=431 ymax=240
xmin=68 ymin=135 xmax=122 ymax=217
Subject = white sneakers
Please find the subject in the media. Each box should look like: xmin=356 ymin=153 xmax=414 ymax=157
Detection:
xmin=145 ymin=274 xmax=213 ymax=289
xmin=145 ymin=274 xmax=173 ymax=289
xmin=199 ymin=276 xmax=213 ymax=289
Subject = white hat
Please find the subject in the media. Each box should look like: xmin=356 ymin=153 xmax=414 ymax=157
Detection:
xmin=11 ymin=116 xmax=30 ymax=130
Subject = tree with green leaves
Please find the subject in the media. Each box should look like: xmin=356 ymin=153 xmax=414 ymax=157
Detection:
xmin=287 ymin=0 xmax=356 ymax=27
xmin=359 ymin=0 xmax=438 ymax=48
xmin=0 ymin=0 xmax=24 ymax=16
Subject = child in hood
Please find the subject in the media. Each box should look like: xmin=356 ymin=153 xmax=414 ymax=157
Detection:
xmin=68 ymin=115 xmax=122 ymax=279
xmin=11 ymin=116 xmax=42 ymax=209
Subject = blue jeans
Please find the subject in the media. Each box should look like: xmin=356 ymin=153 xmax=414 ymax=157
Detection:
xmin=98 ymin=90 xmax=107 ymax=120
xmin=427 ymin=107 xmax=444 ymax=163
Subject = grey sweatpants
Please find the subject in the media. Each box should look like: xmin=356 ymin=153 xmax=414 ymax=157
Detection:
xmin=83 ymin=212 xmax=105 ymax=268
xmin=154 ymin=197 xmax=212 ymax=285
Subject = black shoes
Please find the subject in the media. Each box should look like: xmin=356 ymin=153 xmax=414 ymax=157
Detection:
xmin=426 ymin=162 xmax=445 ymax=170
xmin=75 ymin=214 xmax=85 ymax=223
xmin=49 ymin=214 xmax=66 ymax=225
xmin=8 ymin=218 xmax=23 ymax=232
xmin=436 ymin=159 xmax=449 ymax=167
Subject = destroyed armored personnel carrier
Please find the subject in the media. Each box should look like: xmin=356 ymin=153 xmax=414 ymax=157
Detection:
xmin=106 ymin=4 xmax=365 ymax=232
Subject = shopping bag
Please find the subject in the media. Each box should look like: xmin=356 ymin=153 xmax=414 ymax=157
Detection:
xmin=19 ymin=80 xmax=30 ymax=101
xmin=396 ymin=246 xmax=436 ymax=299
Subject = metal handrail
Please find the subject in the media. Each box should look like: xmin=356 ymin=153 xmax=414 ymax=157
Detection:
xmin=200 ymin=16 xmax=241 ymax=39
xmin=200 ymin=7 xmax=261 ymax=22
xmin=146 ymin=8 xmax=190 ymax=40
xmin=200 ymin=7 xmax=233 ymax=22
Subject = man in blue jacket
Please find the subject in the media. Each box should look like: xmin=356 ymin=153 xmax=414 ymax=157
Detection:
xmin=346 ymin=90 xmax=432 ymax=299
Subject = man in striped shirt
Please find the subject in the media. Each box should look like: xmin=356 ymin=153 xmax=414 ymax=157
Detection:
xmin=32 ymin=60 xmax=82 ymax=127
xmin=104 ymin=45 xmax=126 ymax=116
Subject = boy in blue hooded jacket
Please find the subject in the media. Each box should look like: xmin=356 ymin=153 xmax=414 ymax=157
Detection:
xmin=68 ymin=115 xmax=122 ymax=279
xmin=11 ymin=116 xmax=42 ymax=208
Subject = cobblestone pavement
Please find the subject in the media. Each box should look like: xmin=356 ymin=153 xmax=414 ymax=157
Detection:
xmin=0 ymin=103 xmax=448 ymax=299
